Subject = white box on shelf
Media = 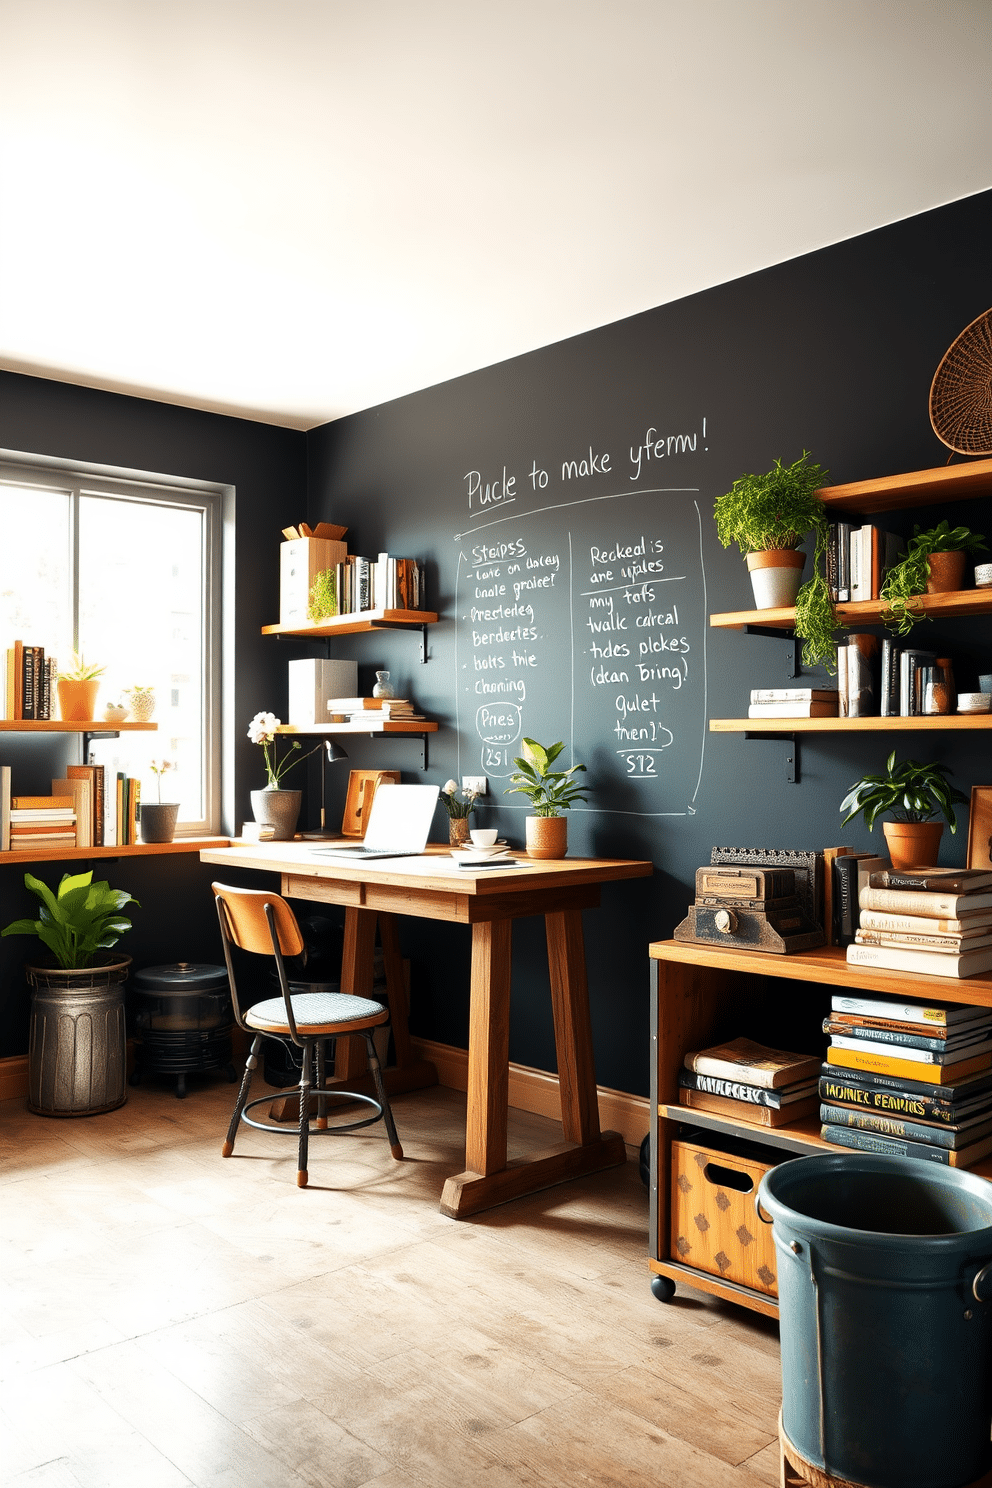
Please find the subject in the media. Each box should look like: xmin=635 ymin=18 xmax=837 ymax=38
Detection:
xmin=279 ymin=537 xmax=348 ymax=627
xmin=287 ymin=658 xmax=358 ymax=727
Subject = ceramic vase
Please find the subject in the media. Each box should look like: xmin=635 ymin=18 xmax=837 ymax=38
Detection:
xmin=448 ymin=817 xmax=471 ymax=846
xmin=250 ymin=788 xmax=302 ymax=840
xmin=126 ymin=687 xmax=156 ymax=722
xmin=525 ymin=815 xmax=568 ymax=859
xmin=139 ymin=802 xmax=180 ymax=844
xmin=57 ymin=678 xmax=100 ymax=721
xmin=881 ymin=819 xmax=943 ymax=871
xmin=746 ymin=550 xmax=806 ymax=609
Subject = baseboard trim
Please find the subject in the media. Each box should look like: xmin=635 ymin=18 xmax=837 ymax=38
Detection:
xmin=0 ymin=1054 xmax=28 ymax=1102
xmin=410 ymin=1037 xmax=649 ymax=1148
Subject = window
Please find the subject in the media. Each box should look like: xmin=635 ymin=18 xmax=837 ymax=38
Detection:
xmin=0 ymin=453 xmax=223 ymax=834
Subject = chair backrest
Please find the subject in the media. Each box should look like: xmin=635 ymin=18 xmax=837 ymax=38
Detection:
xmin=212 ymin=883 xmax=305 ymax=958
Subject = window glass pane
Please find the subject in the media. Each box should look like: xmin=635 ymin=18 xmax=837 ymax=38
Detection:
xmin=0 ymin=482 xmax=73 ymax=666
xmin=78 ymin=495 xmax=205 ymax=823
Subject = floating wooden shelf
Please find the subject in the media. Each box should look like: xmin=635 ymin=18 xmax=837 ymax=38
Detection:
xmin=710 ymin=587 xmax=992 ymax=632
xmin=815 ymin=455 xmax=992 ymax=513
xmin=711 ymin=714 xmax=991 ymax=733
xmin=276 ymin=721 xmax=439 ymax=735
xmin=262 ymin=609 xmax=437 ymax=638
xmin=0 ymin=836 xmax=230 ymax=866
xmin=0 ymin=720 xmax=158 ymax=732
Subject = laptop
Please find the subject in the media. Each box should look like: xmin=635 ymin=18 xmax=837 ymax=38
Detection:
xmin=310 ymin=783 xmax=439 ymax=860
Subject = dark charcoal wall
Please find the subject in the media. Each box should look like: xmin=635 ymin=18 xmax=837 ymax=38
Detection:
xmin=305 ymin=190 xmax=992 ymax=1096
xmin=0 ymin=375 xmax=305 ymax=1056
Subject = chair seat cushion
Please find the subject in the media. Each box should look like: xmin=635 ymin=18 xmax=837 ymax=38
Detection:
xmin=246 ymin=991 xmax=388 ymax=1034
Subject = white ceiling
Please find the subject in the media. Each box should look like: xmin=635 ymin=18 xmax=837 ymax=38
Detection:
xmin=2 ymin=1 xmax=990 ymax=431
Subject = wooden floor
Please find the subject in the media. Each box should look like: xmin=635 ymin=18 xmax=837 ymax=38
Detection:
xmin=1 ymin=1076 xmax=783 ymax=1488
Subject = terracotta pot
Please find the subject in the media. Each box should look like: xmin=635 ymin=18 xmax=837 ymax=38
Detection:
xmin=448 ymin=817 xmax=471 ymax=847
xmin=925 ymin=550 xmax=967 ymax=594
xmin=525 ymin=815 xmax=568 ymax=859
xmin=139 ymin=802 xmax=180 ymax=844
xmin=745 ymin=549 xmax=806 ymax=608
xmin=57 ymin=678 xmax=100 ymax=721
xmin=250 ymin=788 xmax=302 ymax=840
xmin=882 ymin=819 xmax=943 ymax=871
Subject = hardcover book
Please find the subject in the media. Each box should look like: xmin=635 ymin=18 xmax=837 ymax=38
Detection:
xmin=684 ymin=1037 xmax=821 ymax=1089
xmin=679 ymin=1087 xmax=819 ymax=1127
xmin=819 ymin=1104 xmax=992 ymax=1150
xmin=820 ymin=1121 xmax=992 ymax=1168
xmin=868 ymin=868 xmax=992 ymax=894
xmin=820 ymin=1060 xmax=992 ymax=1103
xmin=846 ymin=942 xmax=992 ymax=979
xmin=858 ymin=886 xmax=992 ymax=917
xmin=677 ymin=1068 xmax=817 ymax=1107
xmin=819 ymin=1073 xmax=992 ymax=1124
xmin=826 ymin=1045 xmax=992 ymax=1085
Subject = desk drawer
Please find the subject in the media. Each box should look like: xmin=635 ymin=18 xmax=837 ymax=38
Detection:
xmin=671 ymin=1135 xmax=780 ymax=1297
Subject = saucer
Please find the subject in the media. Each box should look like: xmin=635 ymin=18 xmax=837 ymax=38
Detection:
xmin=449 ymin=847 xmax=513 ymax=864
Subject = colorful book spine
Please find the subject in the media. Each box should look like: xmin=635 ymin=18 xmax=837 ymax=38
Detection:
xmin=826 ymin=1045 xmax=992 ymax=1084
xmin=823 ymin=1020 xmax=991 ymax=1055
xmin=820 ymin=1104 xmax=992 ymax=1149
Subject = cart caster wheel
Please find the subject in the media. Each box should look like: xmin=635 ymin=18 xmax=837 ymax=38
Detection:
xmin=651 ymin=1274 xmax=676 ymax=1303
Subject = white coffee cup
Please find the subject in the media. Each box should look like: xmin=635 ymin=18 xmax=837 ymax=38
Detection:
xmin=470 ymin=828 xmax=498 ymax=846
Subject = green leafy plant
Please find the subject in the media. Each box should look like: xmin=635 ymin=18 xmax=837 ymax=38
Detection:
xmin=503 ymin=738 xmax=590 ymax=817
xmin=58 ymin=652 xmax=105 ymax=681
xmin=839 ymin=751 xmax=968 ymax=832
xmin=1 ymin=870 xmax=140 ymax=969
xmin=308 ymin=569 xmax=337 ymax=622
xmin=879 ymin=521 xmax=988 ymax=636
xmin=714 ymin=452 xmax=837 ymax=669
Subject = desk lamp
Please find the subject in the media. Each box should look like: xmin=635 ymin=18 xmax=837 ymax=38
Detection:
xmin=300 ymin=738 xmax=349 ymax=840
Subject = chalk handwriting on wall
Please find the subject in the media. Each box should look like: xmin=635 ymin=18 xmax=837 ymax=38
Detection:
xmin=452 ymin=420 xmax=709 ymax=818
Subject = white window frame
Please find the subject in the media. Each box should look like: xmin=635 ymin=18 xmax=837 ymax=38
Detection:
xmin=0 ymin=448 xmax=226 ymax=836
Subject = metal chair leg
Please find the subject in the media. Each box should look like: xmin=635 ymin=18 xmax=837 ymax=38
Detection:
xmin=297 ymin=1037 xmax=312 ymax=1186
xmin=364 ymin=1032 xmax=403 ymax=1160
xmin=315 ymin=1039 xmax=328 ymax=1130
xmin=223 ymin=1035 xmax=261 ymax=1156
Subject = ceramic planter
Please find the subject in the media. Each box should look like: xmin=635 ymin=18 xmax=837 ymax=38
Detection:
xmin=925 ymin=550 xmax=967 ymax=594
xmin=139 ymin=802 xmax=180 ymax=844
xmin=250 ymin=788 xmax=302 ymax=840
xmin=746 ymin=550 xmax=806 ymax=608
xmin=125 ymin=687 xmax=156 ymax=722
xmin=525 ymin=815 xmax=568 ymax=859
xmin=882 ymin=819 xmax=943 ymax=871
xmin=57 ymin=678 xmax=100 ymax=721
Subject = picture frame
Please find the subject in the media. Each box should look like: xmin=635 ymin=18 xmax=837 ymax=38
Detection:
xmin=341 ymin=769 xmax=400 ymax=837
xmin=966 ymin=786 xmax=992 ymax=869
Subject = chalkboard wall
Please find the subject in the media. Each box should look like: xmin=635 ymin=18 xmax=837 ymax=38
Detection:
xmin=306 ymin=189 xmax=992 ymax=1095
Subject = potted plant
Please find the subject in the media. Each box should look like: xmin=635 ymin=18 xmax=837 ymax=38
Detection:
xmin=880 ymin=520 xmax=988 ymax=636
xmin=440 ymin=779 xmax=481 ymax=846
xmin=124 ymin=684 xmax=157 ymax=722
xmin=1 ymin=870 xmax=140 ymax=1114
xmin=140 ymin=760 xmax=179 ymax=843
xmin=503 ymin=738 xmax=590 ymax=859
xmin=839 ymin=750 xmax=969 ymax=870
xmin=714 ymin=452 xmax=837 ymax=668
xmin=56 ymin=653 xmax=105 ymax=721
xmin=247 ymin=711 xmax=324 ymax=839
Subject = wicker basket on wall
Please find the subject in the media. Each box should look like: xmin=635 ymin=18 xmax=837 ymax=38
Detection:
xmin=929 ymin=306 xmax=992 ymax=456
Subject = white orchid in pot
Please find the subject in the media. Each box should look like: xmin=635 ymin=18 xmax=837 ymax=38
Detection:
xmin=439 ymin=778 xmax=481 ymax=845
xmin=247 ymin=712 xmax=323 ymax=840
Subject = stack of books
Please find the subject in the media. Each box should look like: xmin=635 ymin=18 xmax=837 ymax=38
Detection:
xmin=827 ymin=522 xmax=902 ymax=603
xmin=820 ymin=991 xmax=992 ymax=1166
xmin=847 ymin=867 xmax=992 ymax=978
xmin=747 ymin=687 xmax=838 ymax=719
xmin=325 ymin=697 xmax=429 ymax=727
xmin=678 ymin=1036 xmax=820 ymax=1128
xmin=320 ymin=554 xmax=426 ymax=618
xmin=8 ymin=794 xmax=76 ymax=851
xmin=2 ymin=641 xmax=58 ymax=720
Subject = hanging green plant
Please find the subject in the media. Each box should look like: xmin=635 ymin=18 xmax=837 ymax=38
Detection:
xmin=879 ymin=520 xmax=988 ymax=636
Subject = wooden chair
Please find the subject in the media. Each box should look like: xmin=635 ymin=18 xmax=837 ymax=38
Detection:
xmin=212 ymin=882 xmax=403 ymax=1186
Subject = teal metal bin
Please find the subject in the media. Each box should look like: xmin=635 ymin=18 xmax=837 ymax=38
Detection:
xmin=758 ymin=1152 xmax=992 ymax=1488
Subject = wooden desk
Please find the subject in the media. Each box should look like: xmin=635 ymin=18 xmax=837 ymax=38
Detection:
xmin=200 ymin=841 xmax=652 ymax=1217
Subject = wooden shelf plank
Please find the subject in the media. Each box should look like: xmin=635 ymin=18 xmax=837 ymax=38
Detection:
xmin=276 ymin=721 xmax=438 ymax=735
xmin=661 ymin=1103 xmax=828 ymax=1156
xmin=710 ymin=715 xmax=990 ymax=733
xmin=0 ymin=721 xmax=158 ymax=733
xmin=0 ymin=836 xmax=231 ymax=866
xmin=710 ymin=587 xmax=992 ymax=631
xmin=815 ymin=457 xmax=992 ymax=513
xmin=262 ymin=609 xmax=437 ymax=637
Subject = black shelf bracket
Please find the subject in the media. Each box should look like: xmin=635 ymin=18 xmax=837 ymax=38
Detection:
xmin=81 ymin=729 xmax=120 ymax=763
xmin=742 ymin=625 xmax=800 ymax=678
xmin=743 ymin=730 xmax=799 ymax=784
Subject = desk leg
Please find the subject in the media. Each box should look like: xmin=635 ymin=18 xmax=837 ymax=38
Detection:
xmin=440 ymin=910 xmax=626 ymax=1220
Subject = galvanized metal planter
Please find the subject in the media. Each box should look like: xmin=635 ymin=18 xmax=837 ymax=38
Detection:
xmin=27 ymin=955 xmax=131 ymax=1116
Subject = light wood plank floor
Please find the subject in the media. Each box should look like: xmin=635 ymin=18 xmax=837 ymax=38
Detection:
xmin=2 ymin=1076 xmax=783 ymax=1488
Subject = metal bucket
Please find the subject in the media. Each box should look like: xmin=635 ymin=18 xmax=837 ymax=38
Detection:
xmin=758 ymin=1152 xmax=992 ymax=1488
xmin=27 ymin=957 xmax=131 ymax=1116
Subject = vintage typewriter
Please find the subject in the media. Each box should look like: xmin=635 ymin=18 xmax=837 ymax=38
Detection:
xmin=674 ymin=865 xmax=825 ymax=954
